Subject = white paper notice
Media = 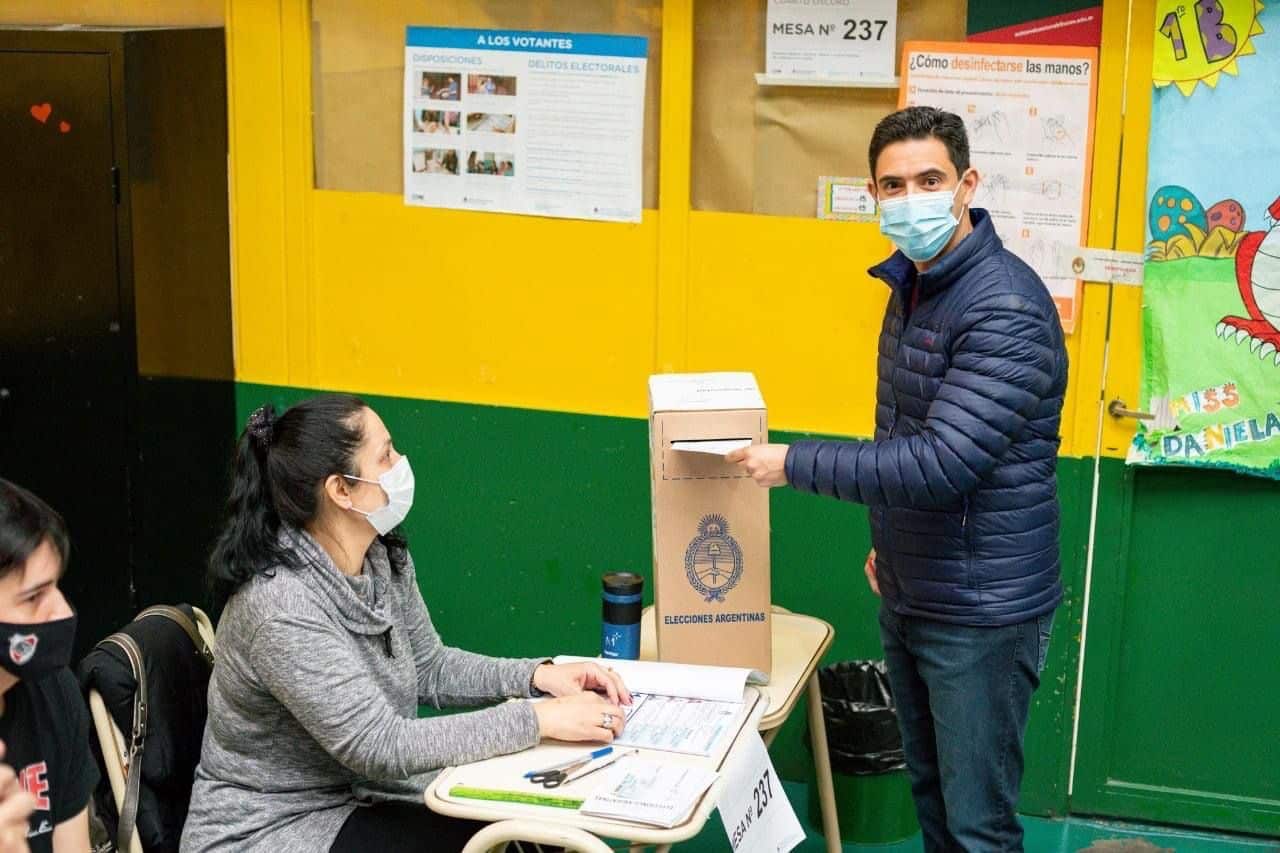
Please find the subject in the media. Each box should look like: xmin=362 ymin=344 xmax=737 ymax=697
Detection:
xmin=765 ymin=0 xmax=897 ymax=82
xmin=403 ymin=27 xmax=647 ymax=222
xmin=830 ymin=184 xmax=877 ymax=215
xmin=1057 ymin=245 xmax=1145 ymax=285
xmin=901 ymin=42 xmax=1098 ymax=332
xmin=670 ymin=439 xmax=753 ymax=456
xmin=818 ymin=176 xmax=878 ymax=222
xmin=581 ymin=759 xmax=718 ymax=828
xmin=648 ymin=372 xmax=765 ymax=413
xmin=719 ymin=731 xmax=804 ymax=853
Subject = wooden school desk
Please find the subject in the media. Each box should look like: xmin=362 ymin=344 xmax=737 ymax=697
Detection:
xmin=425 ymin=607 xmax=837 ymax=852
xmin=426 ymin=688 xmax=767 ymax=852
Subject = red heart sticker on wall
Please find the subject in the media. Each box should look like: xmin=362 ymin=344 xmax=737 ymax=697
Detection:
xmin=30 ymin=103 xmax=52 ymax=123
xmin=59 ymin=121 xmax=71 ymax=133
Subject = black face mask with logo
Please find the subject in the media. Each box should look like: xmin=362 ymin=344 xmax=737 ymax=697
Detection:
xmin=0 ymin=613 xmax=76 ymax=679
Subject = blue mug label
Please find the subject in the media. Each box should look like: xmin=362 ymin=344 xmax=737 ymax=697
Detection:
xmin=602 ymin=621 xmax=640 ymax=659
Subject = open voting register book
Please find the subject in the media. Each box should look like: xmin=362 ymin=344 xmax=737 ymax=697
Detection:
xmin=439 ymin=657 xmax=766 ymax=829
xmin=553 ymin=656 xmax=766 ymax=757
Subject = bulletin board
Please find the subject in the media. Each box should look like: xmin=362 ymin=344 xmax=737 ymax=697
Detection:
xmin=691 ymin=0 xmax=968 ymax=217
xmin=311 ymin=0 xmax=663 ymax=206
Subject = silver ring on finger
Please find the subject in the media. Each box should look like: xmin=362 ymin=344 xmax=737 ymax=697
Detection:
xmin=602 ymin=713 xmax=614 ymax=728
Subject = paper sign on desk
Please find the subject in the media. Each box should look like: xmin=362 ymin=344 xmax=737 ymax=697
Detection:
xmin=718 ymin=731 xmax=803 ymax=853
xmin=580 ymin=758 xmax=718 ymax=828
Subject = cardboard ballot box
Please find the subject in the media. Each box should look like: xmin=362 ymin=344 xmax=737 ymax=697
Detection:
xmin=648 ymin=373 xmax=771 ymax=675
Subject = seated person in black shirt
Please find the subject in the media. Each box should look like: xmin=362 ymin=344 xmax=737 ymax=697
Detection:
xmin=0 ymin=738 xmax=37 ymax=853
xmin=0 ymin=479 xmax=98 ymax=852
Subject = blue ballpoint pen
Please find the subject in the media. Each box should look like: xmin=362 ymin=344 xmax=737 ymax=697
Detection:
xmin=523 ymin=746 xmax=613 ymax=778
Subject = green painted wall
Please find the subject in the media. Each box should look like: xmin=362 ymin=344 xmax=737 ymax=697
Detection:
xmin=232 ymin=383 xmax=1092 ymax=816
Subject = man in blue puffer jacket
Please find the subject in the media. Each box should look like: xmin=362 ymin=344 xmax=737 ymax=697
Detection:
xmin=729 ymin=106 xmax=1068 ymax=852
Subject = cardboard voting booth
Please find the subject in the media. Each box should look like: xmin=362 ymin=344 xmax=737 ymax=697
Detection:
xmin=648 ymin=373 xmax=771 ymax=674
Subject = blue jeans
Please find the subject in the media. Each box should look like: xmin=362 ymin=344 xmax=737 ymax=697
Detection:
xmin=878 ymin=608 xmax=1053 ymax=853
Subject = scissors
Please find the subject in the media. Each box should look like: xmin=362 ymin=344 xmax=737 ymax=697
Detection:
xmin=528 ymin=755 xmax=597 ymax=789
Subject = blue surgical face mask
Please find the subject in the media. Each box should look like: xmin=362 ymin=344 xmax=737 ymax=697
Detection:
xmin=878 ymin=181 xmax=966 ymax=262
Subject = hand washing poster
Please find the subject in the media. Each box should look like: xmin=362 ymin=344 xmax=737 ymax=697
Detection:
xmin=900 ymin=41 xmax=1098 ymax=332
xmin=403 ymin=27 xmax=647 ymax=223
xmin=1128 ymin=0 xmax=1280 ymax=478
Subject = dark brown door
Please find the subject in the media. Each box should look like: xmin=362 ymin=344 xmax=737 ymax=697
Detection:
xmin=0 ymin=49 xmax=134 ymax=657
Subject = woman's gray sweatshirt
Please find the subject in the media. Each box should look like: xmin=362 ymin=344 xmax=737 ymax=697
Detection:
xmin=180 ymin=530 xmax=544 ymax=852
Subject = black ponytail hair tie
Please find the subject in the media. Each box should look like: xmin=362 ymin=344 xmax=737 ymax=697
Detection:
xmin=246 ymin=404 xmax=277 ymax=448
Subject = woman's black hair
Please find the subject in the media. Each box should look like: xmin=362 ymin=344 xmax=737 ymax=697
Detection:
xmin=0 ymin=478 xmax=70 ymax=580
xmin=208 ymin=394 xmax=409 ymax=611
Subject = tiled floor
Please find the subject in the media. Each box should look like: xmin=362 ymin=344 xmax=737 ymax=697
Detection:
xmin=676 ymin=781 xmax=1280 ymax=852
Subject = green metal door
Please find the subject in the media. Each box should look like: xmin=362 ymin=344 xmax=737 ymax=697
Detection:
xmin=1071 ymin=1 xmax=1280 ymax=834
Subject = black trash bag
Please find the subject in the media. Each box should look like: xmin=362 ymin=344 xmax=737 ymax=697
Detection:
xmin=812 ymin=660 xmax=906 ymax=775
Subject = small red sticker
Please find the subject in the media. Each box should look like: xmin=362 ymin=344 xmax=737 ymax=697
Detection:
xmin=30 ymin=103 xmax=52 ymax=123
xmin=59 ymin=121 xmax=71 ymax=133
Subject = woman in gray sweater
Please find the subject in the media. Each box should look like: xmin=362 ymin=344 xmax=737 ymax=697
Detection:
xmin=181 ymin=395 xmax=630 ymax=853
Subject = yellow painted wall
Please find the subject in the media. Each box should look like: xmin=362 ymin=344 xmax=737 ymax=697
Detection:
xmin=0 ymin=1 xmax=222 ymax=26
xmin=1100 ymin=0 xmax=1156 ymax=460
xmin=222 ymin=0 xmax=1138 ymax=460
xmin=308 ymin=194 xmax=660 ymax=416
xmin=9 ymin=0 xmax=1141 ymax=459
